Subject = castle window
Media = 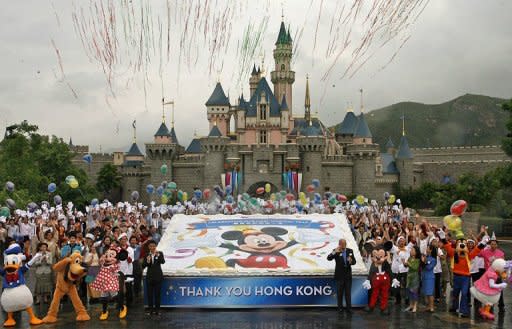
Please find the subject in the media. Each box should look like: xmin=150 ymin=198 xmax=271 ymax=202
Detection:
xmin=306 ymin=166 xmax=310 ymax=172
xmin=281 ymin=64 xmax=285 ymax=71
xmin=259 ymin=104 xmax=267 ymax=121
xmin=259 ymin=130 xmax=267 ymax=144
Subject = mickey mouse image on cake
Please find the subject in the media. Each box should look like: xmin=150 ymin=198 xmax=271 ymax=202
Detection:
xmin=220 ymin=227 xmax=298 ymax=269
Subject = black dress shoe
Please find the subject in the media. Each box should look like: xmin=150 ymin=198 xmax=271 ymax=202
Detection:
xmin=346 ymin=309 xmax=353 ymax=315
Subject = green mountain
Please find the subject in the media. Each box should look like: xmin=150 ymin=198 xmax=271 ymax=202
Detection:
xmin=361 ymin=94 xmax=509 ymax=149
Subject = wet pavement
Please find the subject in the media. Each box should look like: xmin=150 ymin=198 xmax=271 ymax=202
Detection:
xmin=1 ymin=288 xmax=510 ymax=329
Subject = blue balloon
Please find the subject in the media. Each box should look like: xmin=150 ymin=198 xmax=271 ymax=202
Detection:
xmin=48 ymin=182 xmax=57 ymax=193
xmin=27 ymin=202 xmax=38 ymax=212
xmin=146 ymin=184 xmax=155 ymax=194
xmin=312 ymin=179 xmax=320 ymax=188
xmin=194 ymin=189 xmax=202 ymax=199
xmin=296 ymin=203 xmax=304 ymax=212
xmin=226 ymin=195 xmax=234 ymax=204
xmin=5 ymin=181 xmax=14 ymax=192
xmin=225 ymin=185 xmax=232 ymax=195
xmin=82 ymin=154 xmax=93 ymax=164
xmin=91 ymin=198 xmax=99 ymax=206
xmin=131 ymin=191 xmax=140 ymax=201
xmin=324 ymin=192 xmax=332 ymax=200
xmin=314 ymin=193 xmax=322 ymax=204
xmin=156 ymin=186 xmax=164 ymax=196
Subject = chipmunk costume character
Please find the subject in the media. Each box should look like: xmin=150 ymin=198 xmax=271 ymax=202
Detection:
xmin=42 ymin=251 xmax=90 ymax=323
xmin=470 ymin=259 xmax=508 ymax=320
xmin=1 ymin=244 xmax=43 ymax=327
xmin=90 ymin=247 xmax=128 ymax=320
xmin=363 ymin=248 xmax=400 ymax=315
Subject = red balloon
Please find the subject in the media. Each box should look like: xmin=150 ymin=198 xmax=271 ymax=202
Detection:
xmin=285 ymin=193 xmax=295 ymax=201
xmin=337 ymin=194 xmax=348 ymax=203
xmin=306 ymin=184 xmax=315 ymax=193
xmin=264 ymin=201 xmax=274 ymax=209
xmin=203 ymin=189 xmax=211 ymax=199
xmin=450 ymin=200 xmax=468 ymax=216
xmin=256 ymin=187 xmax=265 ymax=195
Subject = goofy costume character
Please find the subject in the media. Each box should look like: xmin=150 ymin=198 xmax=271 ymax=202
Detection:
xmin=439 ymin=230 xmax=483 ymax=317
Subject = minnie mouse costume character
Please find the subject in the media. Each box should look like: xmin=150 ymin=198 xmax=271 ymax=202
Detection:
xmin=363 ymin=248 xmax=400 ymax=315
xmin=91 ymin=246 xmax=128 ymax=320
xmin=220 ymin=227 xmax=297 ymax=269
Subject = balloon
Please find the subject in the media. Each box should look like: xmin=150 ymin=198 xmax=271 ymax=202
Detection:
xmin=54 ymin=195 xmax=62 ymax=205
xmin=194 ymin=189 xmax=202 ymax=199
xmin=265 ymin=183 xmax=271 ymax=193
xmin=299 ymin=192 xmax=306 ymax=201
xmin=285 ymin=193 xmax=295 ymax=201
xmin=388 ymin=194 xmax=396 ymax=204
xmin=164 ymin=189 xmax=172 ymax=198
xmin=131 ymin=191 xmax=140 ymax=201
xmin=306 ymin=185 xmax=315 ymax=193
xmin=91 ymin=198 xmax=99 ymax=206
xmin=329 ymin=196 xmax=337 ymax=207
xmin=65 ymin=175 xmax=75 ymax=184
xmin=443 ymin=215 xmax=462 ymax=232
xmin=82 ymin=154 xmax=93 ymax=164
xmin=146 ymin=184 xmax=155 ymax=194
xmin=256 ymin=187 xmax=265 ymax=195
xmin=312 ymin=179 xmax=320 ymax=188
xmin=5 ymin=198 xmax=16 ymax=209
xmin=249 ymin=198 xmax=259 ymax=206
xmin=450 ymin=200 xmax=468 ymax=217
xmin=168 ymin=182 xmax=177 ymax=190
xmin=5 ymin=181 xmax=14 ymax=192
xmin=161 ymin=181 xmax=168 ymax=189
xmin=28 ymin=202 xmax=38 ymax=212
xmin=48 ymin=183 xmax=57 ymax=193
xmin=324 ymin=192 xmax=333 ymax=200
xmin=296 ymin=203 xmax=303 ymax=212
xmin=384 ymin=192 xmax=390 ymax=200
xmin=214 ymin=185 xmax=224 ymax=198
xmin=203 ymin=189 xmax=211 ymax=199
xmin=160 ymin=164 xmax=168 ymax=175
xmin=183 ymin=191 xmax=188 ymax=202
xmin=242 ymin=193 xmax=250 ymax=201
xmin=337 ymin=194 xmax=348 ymax=203
xmin=270 ymin=193 xmax=276 ymax=201
xmin=225 ymin=185 xmax=232 ymax=195
xmin=69 ymin=179 xmax=79 ymax=189
xmin=0 ymin=207 xmax=9 ymax=218
xmin=161 ymin=195 xmax=168 ymax=204
xmin=356 ymin=195 xmax=365 ymax=205
xmin=156 ymin=186 xmax=164 ymax=196
xmin=177 ymin=190 xmax=184 ymax=201
xmin=226 ymin=195 xmax=234 ymax=204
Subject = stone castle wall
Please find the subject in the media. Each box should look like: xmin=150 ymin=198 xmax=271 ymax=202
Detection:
xmin=72 ymin=153 xmax=113 ymax=185
xmin=412 ymin=145 xmax=509 ymax=162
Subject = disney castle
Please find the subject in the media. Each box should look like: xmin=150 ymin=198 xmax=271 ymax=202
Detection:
xmin=71 ymin=21 xmax=511 ymax=203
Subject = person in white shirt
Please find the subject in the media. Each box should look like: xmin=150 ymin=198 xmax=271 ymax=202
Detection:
xmin=430 ymin=238 xmax=445 ymax=303
xmin=118 ymin=233 xmax=135 ymax=306
xmin=391 ymin=236 xmax=410 ymax=305
xmin=19 ymin=217 xmax=36 ymax=239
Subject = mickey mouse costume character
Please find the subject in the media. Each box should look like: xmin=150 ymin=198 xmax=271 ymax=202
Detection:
xmin=1 ymin=244 xmax=43 ymax=327
xmin=91 ymin=246 xmax=128 ymax=320
xmin=220 ymin=227 xmax=297 ymax=269
xmin=362 ymin=246 xmax=400 ymax=315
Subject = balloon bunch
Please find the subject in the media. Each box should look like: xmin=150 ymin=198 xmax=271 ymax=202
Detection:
xmin=443 ymin=200 xmax=468 ymax=239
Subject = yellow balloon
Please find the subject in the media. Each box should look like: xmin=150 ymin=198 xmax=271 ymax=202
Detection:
xmin=443 ymin=215 xmax=462 ymax=231
xmin=299 ymin=192 xmax=306 ymax=200
xmin=69 ymin=179 xmax=79 ymax=189
xmin=388 ymin=194 xmax=396 ymax=204
xmin=265 ymin=183 xmax=271 ymax=193
xmin=182 ymin=192 xmax=188 ymax=202
xmin=161 ymin=195 xmax=168 ymax=204
xmin=270 ymin=193 xmax=276 ymax=201
xmin=356 ymin=194 xmax=365 ymax=205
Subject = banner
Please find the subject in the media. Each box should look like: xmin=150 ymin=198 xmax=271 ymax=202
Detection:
xmin=152 ymin=276 xmax=368 ymax=307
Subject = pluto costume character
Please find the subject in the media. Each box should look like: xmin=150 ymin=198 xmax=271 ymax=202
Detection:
xmin=470 ymin=258 xmax=508 ymax=320
xmin=0 ymin=244 xmax=43 ymax=327
xmin=42 ymin=251 xmax=90 ymax=323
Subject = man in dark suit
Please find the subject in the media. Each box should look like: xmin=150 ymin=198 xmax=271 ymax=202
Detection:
xmin=142 ymin=239 xmax=165 ymax=315
xmin=327 ymin=239 xmax=356 ymax=314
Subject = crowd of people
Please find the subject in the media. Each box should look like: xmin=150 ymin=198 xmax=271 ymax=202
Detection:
xmin=0 ymin=192 xmax=509 ymax=322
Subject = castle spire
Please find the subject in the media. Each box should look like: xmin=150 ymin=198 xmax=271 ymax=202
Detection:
xmin=132 ymin=119 xmax=137 ymax=143
xmin=305 ymin=75 xmax=311 ymax=123
xmin=161 ymin=98 xmax=165 ymax=123
xmin=359 ymin=88 xmax=364 ymax=113
xmin=401 ymin=113 xmax=406 ymax=136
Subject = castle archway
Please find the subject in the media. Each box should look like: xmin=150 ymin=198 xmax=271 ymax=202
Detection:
xmin=246 ymin=181 xmax=278 ymax=197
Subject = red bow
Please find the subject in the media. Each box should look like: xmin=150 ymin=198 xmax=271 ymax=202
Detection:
xmin=5 ymin=272 xmax=19 ymax=283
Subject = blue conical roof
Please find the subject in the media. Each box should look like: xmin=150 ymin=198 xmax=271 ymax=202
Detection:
xmin=281 ymin=95 xmax=289 ymax=111
xmin=154 ymin=122 xmax=170 ymax=137
xmin=186 ymin=138 xmax=202 ymax=153
xmin=353 ymin=113 xmax=372 ymax=138
xmin=205 ymin=82 xmax=230 ymax=106
xmin=275 ymin=21 xmax=291 ymax=45
xmin=397 ymin=135 xmax=413 ymax=159
xmin=335 ymin=111 xmax=356 ymax=135
xmin=169 ymin=127 xmax=179 ymax=145
xmin=126 ymin=142 xmax=143 ymax=156
xmin=303 ymin=123 xmax=321 ymax=136
xmin=208 ymin=125 xmax=222 ymax=137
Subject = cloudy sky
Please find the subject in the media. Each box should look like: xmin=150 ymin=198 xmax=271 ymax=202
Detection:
xmin=1 ymin=0 xmax=511 ymax=153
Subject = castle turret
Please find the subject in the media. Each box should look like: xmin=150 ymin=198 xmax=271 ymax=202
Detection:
xmin=200 ymin=125 xmax=229 ymax=188
xmin=206 ymin=82 xmax=231 ymax=136
xmin=396 ymin=132 xmax=414 ymax=189
xmin=335 ymin=105 xmax=357 ymax=147
xmin=385 ymin=137 xmax=396 ymax=156
xmin=249 ymin=64 xmax=260 ymax=98
xmin=270 ymin=21 xmax=295 ymax=129
xmin=304 ymin=76 xmax=311 ymax=123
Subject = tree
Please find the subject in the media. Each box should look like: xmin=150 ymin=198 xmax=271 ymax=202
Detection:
xmin=502 ymin=98 xmax=512 ymax=156
xmin=0 ymin=121 xmax=98 ymax=209
xmin=96 ymin=163 xmax=121 ymax=198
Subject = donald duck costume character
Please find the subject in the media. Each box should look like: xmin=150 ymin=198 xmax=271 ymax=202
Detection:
xmin=1 ymin=244 xmax=43 ymax=327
